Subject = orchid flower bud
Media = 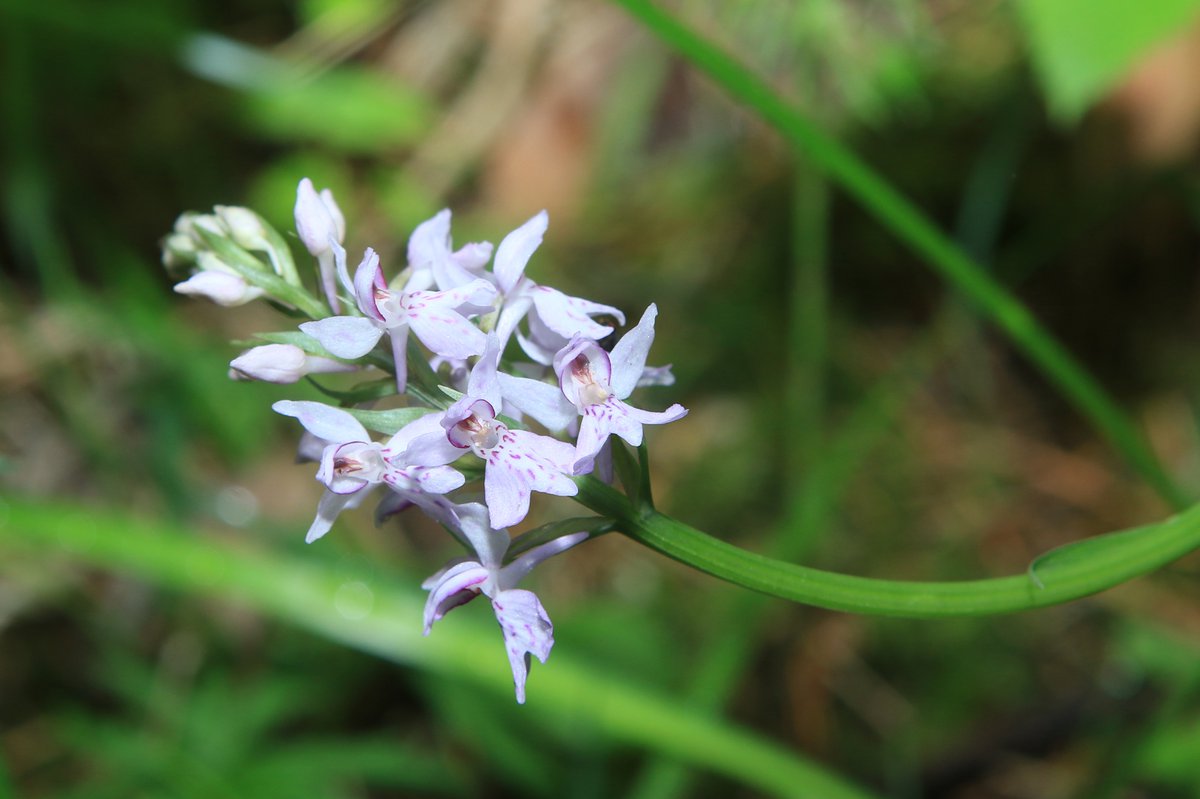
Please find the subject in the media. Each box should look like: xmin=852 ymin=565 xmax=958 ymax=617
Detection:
xmin=229 ymin=344 xmax=356 ymax=383
xmin=174 ymin=270 xmax=263 ymax=306
xmin=161 ymin=232 xmax=197 ymax=271
xmin=294 ymin=178 xmax=347 ymax=311
xmin=294 ymin=178 xmax=343 ymax=257
xmin=215 ymin=205 xmax=298 ymax=284
xmin=215 ymin=205 xmax=267 ymax=249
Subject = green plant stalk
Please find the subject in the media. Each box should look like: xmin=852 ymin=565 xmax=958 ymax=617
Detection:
xmin=574 ymin=476 xmax=1200 ymax=616
xmin=0 ymin=499 xmax=878 ymax=799
xmin=611 ymin=0 xmax=1186 ymax=510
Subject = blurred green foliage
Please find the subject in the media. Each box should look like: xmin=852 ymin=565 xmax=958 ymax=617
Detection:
xmin=1016 ymin=0 xmax=1200 ymax=120
xmin=4 ymin=0 xmax=1200 ymax=798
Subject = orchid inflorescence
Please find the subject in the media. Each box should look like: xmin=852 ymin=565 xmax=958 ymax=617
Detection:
xmin=163 ymin=178 xmax=688 ymax=702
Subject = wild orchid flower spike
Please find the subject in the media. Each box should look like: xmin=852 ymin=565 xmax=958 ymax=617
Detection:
xmin=555 ymin=303 xmax=688 ymax=474
xmin=294 ymin=178 xmax=346 ymax=312
xmin=299 ymin=247 xmax=497 ymax=392
xmin=440 ymin=335 xmax=578 ymax=529
xmin=490 ymin=211 xmax=625 ymax=350
xmin=403 ymin=209 xmax=494 ymax=292
xmin=421 ymin=502 xmax=588 ymax=703
xmin=273 ymin=401 xmax=465 ymax=543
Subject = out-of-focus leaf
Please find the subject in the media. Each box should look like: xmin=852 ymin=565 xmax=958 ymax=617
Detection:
xmin=241 ymin=68 xmax=431 ymax=153
xmin=3 ymin=499 xmax=880 ymax=799
xmin=1015 ymin=0 xmax=1200 ymax=121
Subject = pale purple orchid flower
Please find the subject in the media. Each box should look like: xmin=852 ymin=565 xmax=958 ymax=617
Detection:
xmin=273 ymin=401 xmax=465 ymax=543
xmin=229 ymin=343 xmax=356 ymax=384
xmin=403 ymin=209 xmax=494 ymax=292
xmin=421 ymin=502 xmax=588 ymax=703
xmin=555 ymin=304 xmax=687 ymax=474
xmin=294 ymin=178 xmax=346 ymax=312
xmin=440 ymin=335 xmax=578 ymax=529
xmin=489 ymin=211 xmax=626 ymax=351
xmin=298 ymin=247 xmax=497 ymax=393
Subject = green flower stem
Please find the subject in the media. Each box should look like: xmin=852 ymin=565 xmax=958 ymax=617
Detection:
xmin=611 ymin=0 xmax=1187 ymax=510
xmin=574 ymin=476 xmax=1200 ymax=616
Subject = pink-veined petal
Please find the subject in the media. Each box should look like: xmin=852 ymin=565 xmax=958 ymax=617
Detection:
xmin=491 ymin=588 xmax=553 ymax=704
xmin=423 ymin=560 xmax=488 ymax=634
xmin=622 ymin=400 xmax=688 ymax=428
xmin=497 ymin=373 xmax=575 ymax=432
xmin=353 ymin=248 xmax=386 ymax=322
xmin=493 ymin=210 xmax=548 ymax=296
xmin=299 ymin=316 xmax=383 ymax=359
xmin=509 ymin=429 xmax=578 ymax=479
xmin=424 ymin=278 xmax=498 ymax=311
xmin=443 ymin=398 xmax=497 ymax=447
xmin=273 ymin=400 xmax=369 ymax=444
xmin=483 ymin=456 xmax=532 ymax=530
xmin=407 ymin=308 xmax=488 ymax=360
xmin=573 ymin=409 xmax=614 ymax=475
xmin=609 ymin=303 xmax=659 ymax=399
xmin=530 ymin=287 xmax=622 ymax=341
xmin=413 ymin=464 xmax=466 ymax=494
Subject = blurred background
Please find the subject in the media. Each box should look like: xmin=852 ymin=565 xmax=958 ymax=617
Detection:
xmin=4 ymin=0 xmax=1200 ymax=796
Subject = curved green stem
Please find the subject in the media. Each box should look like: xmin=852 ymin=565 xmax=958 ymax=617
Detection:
xmin=574 ymin=476 xmax=1200 ymax=617
xmin=611 ymin=0 xmax=1186 ymax=510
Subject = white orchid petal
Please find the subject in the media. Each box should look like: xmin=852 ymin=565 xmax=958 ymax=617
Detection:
xmin=299 ymin=316 xmax=384 ymax=359
xmin=493 ymin=211 xmax=548 ymax=296
xmin=497 ymin=373 xmax=575 ymax=432
xmin=491 ymin=588 xmax=554 ymax=704
xmin=609 ymin=303 xmax=659 ymax=398
xmin=273 ymin=400 xmax=370 ymax=444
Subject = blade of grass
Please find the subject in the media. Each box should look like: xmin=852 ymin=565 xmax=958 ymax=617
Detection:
xmin=611 ymin=0 xmax=1187 ymax=510
xmin=0 ymin=499 xmax=879 ymax=799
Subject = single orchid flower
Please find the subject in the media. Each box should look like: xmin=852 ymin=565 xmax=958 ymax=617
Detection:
xmin=488 ymin=211 xmax=626 ymax=351
xmin=273 ymin=401 xmax=465 ymax=542
xmin=440 ymin=335 xmax=578 ymax=529
xmin=421 ymin=502 xmax=588 ymax=703
xmin=298 ymin=247 xmax=497 ymax=392
xmin=554 ymin=304 xmax=687 ymax=474
xmin=403 ymin=209 xmax=494 ymax=292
